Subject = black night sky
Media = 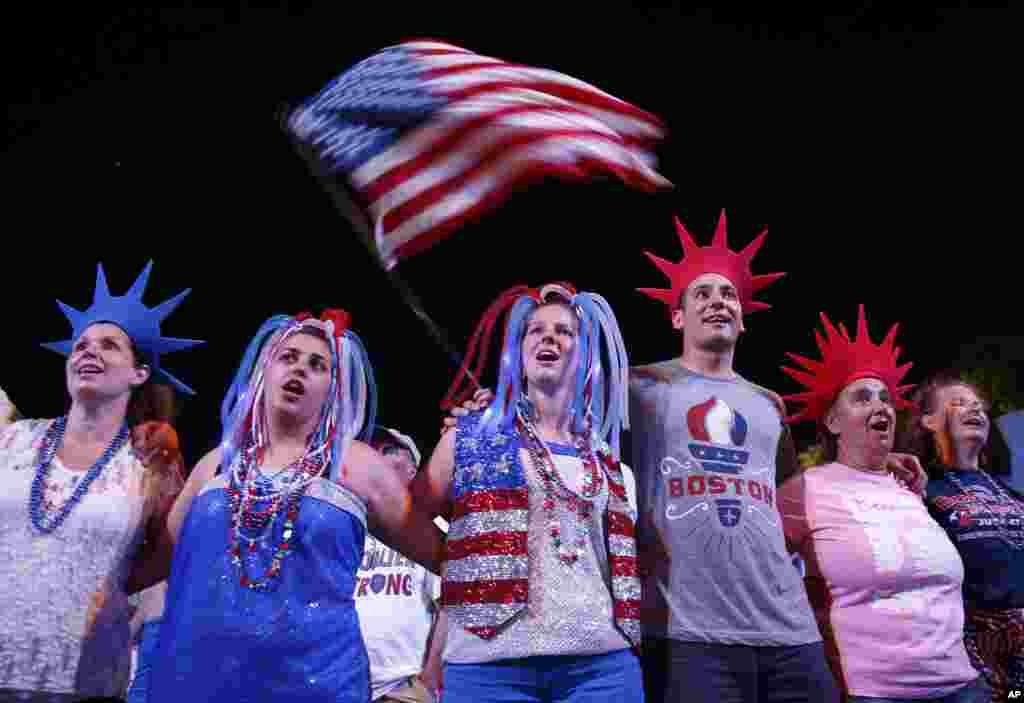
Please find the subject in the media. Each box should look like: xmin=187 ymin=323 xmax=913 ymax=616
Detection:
xmin=3 ymin=4 xmax=1018 ymax=466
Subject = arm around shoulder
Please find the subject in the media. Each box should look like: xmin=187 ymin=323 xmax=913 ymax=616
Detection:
xmin=345 ymin=440 xmax=446 ymax=574
xmin=775 ymin=424 xmax=801 ymax=488
xmin=126 ymin=438 xmax=212 ymax=593
xmin=410 ymin=426 xmax=456 ymax=521
xmin=777 ymin=471 xmax=813 ymax=556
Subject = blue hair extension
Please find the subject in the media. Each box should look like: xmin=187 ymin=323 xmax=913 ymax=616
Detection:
xmin=220 ymin=314 xmax=293 ymax=472
xmin=571 ymin=299 xmax=595 ymax=438
xmin=576 ymin=293 xmax=630 ymax=459
xmin=323 ymin=329 xmax=378 ymax=482
xmin=347 ymin=330 xmax=378 ymax=442
xmin=479 ymin=296 xmax=536 ymax=437
xmin=573 ymin=296 xmax=601 ymax=438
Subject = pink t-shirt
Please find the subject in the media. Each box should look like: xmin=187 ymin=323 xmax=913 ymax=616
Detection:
xmin=779 ymin=462 xmax=978 ymax=699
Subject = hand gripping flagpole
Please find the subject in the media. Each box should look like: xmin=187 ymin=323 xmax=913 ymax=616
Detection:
xmin=276 ymin=105 xmax=483 ymax=397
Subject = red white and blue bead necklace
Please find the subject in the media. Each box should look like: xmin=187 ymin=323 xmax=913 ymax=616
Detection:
xmin=227 ymin=439 xmax=327 ymax=591
xmin=29 ymin=416 xmax=130 ymax=534
xmin=517 ymin=407 xmax=604 ymax=566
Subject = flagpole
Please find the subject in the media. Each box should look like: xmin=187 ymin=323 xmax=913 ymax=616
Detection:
xmin=276 ymin=105 xmax=482 ymax=393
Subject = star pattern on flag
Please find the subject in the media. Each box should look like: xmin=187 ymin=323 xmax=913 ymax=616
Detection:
xmin=289 ymin=47 xmax=445 ymax=174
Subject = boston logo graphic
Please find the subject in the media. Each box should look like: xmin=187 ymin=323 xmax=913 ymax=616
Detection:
xmin=687 ymin=396 xmax=750 ymax=475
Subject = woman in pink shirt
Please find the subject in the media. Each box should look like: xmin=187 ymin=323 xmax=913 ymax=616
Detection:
xmin=777 ymin=306 xmax=988 ymax=702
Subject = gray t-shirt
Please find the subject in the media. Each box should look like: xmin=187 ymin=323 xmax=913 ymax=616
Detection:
xmin=629 ymin=359 xmax=821 ymax=646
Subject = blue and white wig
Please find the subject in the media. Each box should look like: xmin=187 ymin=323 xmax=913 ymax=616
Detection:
xmin=443 ymin=283 xmax=630 ymax=459
xmin=219 ymin=310 xmax=377 ymax=482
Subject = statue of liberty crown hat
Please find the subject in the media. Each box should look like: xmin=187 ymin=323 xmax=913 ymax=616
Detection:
xmin=639 ymin=210 xmax=785 ymax=313
xmin=41 ymin=261 xmax=205 ymax=395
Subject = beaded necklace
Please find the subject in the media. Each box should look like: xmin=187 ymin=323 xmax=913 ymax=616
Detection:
xmin=516 ymin=406 xmax=604 ymax=566
xmin=29 ymin=416 xmax=130 ymax=534
xmin=944 ymin=468 xmax=1024 ymax=551
xmin=227 ymin=440 xmax=326 ymax=590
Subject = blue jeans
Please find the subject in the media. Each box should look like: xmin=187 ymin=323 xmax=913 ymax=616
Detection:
xmin=847 ymin=675 xmax=992 ymax=702
xmin=641 ymin=638 xmax=839 ymax=703
xmin=441 ymin=649 xmax=643 ymax=703
xmin=126 ymin=619 xmax=162 ymax=703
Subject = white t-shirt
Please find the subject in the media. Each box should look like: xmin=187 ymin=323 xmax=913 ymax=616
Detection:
xmin=355 ymin=517 xmax=445 ymax=700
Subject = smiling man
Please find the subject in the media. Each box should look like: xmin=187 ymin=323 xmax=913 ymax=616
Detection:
xmin=632 ymin=211 xmax=838 ymax=703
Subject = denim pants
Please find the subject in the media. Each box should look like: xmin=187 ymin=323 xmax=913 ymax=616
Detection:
xmin=641 ymin=637 xmax=839 ymax=703
xmin=441 ymin=648 xmax=642 ymax=703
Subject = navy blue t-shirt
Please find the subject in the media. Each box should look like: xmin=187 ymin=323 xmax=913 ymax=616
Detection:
xmin=926 ymin=469 xmax=1024 ymax=609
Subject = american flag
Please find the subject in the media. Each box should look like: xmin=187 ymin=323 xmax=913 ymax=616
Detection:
xmin=287 ymin=39 xmax=671 ymax=269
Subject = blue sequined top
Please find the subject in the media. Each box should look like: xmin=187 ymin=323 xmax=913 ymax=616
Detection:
xmin=149 ymin=472 xmax=370 ymax=703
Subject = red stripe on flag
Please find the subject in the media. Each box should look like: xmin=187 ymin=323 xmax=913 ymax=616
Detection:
xmin=430 ymin=74 xmax=665 ymax=130
xmin=614 ymin=600 xmax=642 ymax=620
xmin=446 ymin=532 xmax=528 ymax=561
xmin=406 ymin=46 xmax=475 ymax=56
xmin=361 ymin=102 xmax=633 ymax=203
xmin=442 ymin=578 xmax=529 ymax=606
xmin=607 ymin=479 xmax=627 ymax=501
xmin=386 ymin=156 xmax=660 ymax=264
xmin=379 ymin=129 xmax=632 ymax=233
xmin=610 ymin=555 xmax=639 ymax=577
xmin=607 ymin=511 xmax=636 ymax=538
xmin=466 ymin=626 xmax=499 ymax=639
xmin=451 ymin=488 xmax=529 ymax=519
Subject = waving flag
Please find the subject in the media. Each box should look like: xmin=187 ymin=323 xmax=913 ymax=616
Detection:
xmin=287 ymin=39 xmax=671 ymax=269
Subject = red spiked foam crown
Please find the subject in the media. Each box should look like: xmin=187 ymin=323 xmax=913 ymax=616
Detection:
xmin=781 ymin=304 xmax=915 ymax=424
xmin=638 ymin=210 xmax=785 ymax=313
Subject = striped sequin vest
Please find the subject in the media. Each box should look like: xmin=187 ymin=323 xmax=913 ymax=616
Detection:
xmin=441 ymin=410 xmax=641 ymax=648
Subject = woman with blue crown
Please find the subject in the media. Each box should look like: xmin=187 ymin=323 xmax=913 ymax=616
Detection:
xmin=148 ymin=308 xmax=445 ymax=703
xmin=0 ymin=261 xmax=201 ymax=702
xmin=413 ymin=282 xmax=642 ymax=703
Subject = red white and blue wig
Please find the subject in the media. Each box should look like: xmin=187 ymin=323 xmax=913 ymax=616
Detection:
xmin=220 ymin=310 xmax=377 ymax=482
xmin=443 ymin=282 xmax=630 ymax=459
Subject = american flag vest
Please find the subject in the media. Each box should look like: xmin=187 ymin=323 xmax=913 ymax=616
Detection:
xmin=442 ymin=411 xmax=641 ymax=648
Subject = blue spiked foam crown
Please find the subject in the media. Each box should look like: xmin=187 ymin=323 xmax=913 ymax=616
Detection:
xmin=41 ymin=261 xmax=204 ymax=395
